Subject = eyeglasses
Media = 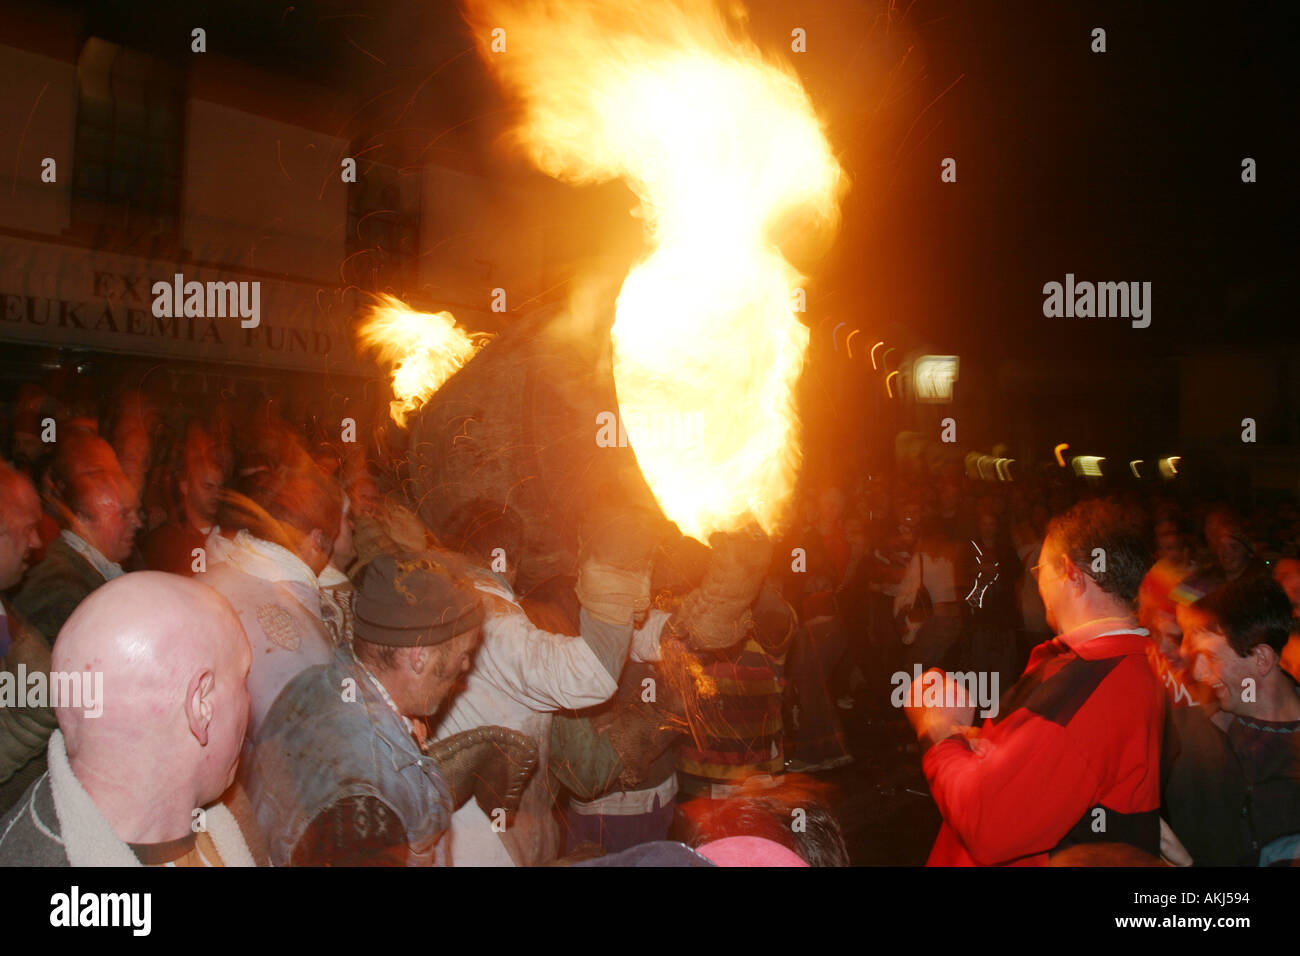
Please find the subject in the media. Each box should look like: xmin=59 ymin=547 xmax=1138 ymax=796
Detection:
xmin=1030 ymin=557 xmax=1060 ymax=581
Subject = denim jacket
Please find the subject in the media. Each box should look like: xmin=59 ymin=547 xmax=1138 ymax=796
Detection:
xmin=243 ymin=646 xmax=453 ymax=865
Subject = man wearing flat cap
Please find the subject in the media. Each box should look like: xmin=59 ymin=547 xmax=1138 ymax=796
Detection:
xmin=431 ymin=502 xmax=681 ymax=866
xmin=243 ymin=553 xmax=538 ymax=866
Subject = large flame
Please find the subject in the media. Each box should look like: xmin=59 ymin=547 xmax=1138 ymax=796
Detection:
xmin=357 ymin=294 xmax=491 ymax=427
xmin=468 ymin=0 xmax=844 ymax=541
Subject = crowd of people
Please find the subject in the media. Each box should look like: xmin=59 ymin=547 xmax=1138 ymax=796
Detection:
xmin=0 ymin=377 xmax=1296 ymax=867
xmin=777 ymin=470 xmax=1300 ymax=865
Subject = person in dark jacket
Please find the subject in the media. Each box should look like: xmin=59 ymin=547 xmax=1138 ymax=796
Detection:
xmin=13 ymin=460 xmax=140 ymax=645
xmin=0 ymin=463 xmax=55 ymax=815
xmin=1167 ymin=575 xmax=1300 ymax=865
xmin=242 ymin=553 xmax=537 ymax=866
xmin=2 ymin=453 xmax=139 ymax=814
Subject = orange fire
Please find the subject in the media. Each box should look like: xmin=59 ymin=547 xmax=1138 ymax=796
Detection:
xmin=356 ymin=294 xmax=491 ymax=428
xmin=469 ymin=0 xmax=845 ymax=541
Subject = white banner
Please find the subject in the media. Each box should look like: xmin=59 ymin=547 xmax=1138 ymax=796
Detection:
xmin=0 ymin=235 xmax=373 ymax=375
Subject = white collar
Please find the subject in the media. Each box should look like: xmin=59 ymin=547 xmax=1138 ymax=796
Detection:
xmin=317 ymin=563 xmax=350 ymax=588
xmin=45 ymin=730 xmax=255 ymax=867
xmin=59 ymin=530 xmax=123 ymax=581
xmin=213 ymin=529 xmax=319 ymax=592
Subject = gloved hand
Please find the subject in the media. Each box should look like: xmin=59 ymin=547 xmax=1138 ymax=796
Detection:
xmin=575 ymin=563 xmax=651 ymax=627
xmin=672 ymin=522 xmax=773 ymax=650
xmin=577 ymin=505 xmax=661 ymax=570
xmin=423 ymin=725 xmax=539 ymax=824
xmin=574 ymin=507 xmax=660 ymax=626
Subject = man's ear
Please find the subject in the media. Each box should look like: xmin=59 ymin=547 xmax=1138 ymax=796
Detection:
xmin=406 ymin=644 xmax=430 ymax=675
xmin=186 ymin=669 xmax=216 ymax=747
xmin=1252 ymin=642 xmax=1277 ymax=676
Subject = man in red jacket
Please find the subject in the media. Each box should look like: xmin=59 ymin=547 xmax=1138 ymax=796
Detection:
xmin=906 ymin=497 xmax=1162 ymax=865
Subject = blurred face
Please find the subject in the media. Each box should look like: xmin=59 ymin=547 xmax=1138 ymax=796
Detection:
xmin=818 ymin=488 xmax=844 ymax=526
xmin=348 ymin=477 xmax=383 ymax=518
xmin=0 ymin=482 xmax=43 ymax=591
xmin=77 ymin=475 xmax=141 ymax=564
xmin=1177 ymin=607 xmax=1252 ymax=713
xmin=1273 ymin=560 xmax=1300 ymax=616
xmin=1140 ymin=598 xmax=1183 ymax=666
xmin=410 ymin=626 xmax=481 ymax=717
xmin=1156 ymin=529 xmax=1189 ymax=567
xmin=1035 ymin=538 xmax=1075 ymax=634
xmin=183 ymin=463 xmax=223 ymax=527
xmin=1209 ymin=526 xmax=1249 ymax=577
xmin=12 ymin=432 xmax=41 ymax=464
xmin=332 ymin=505 xmax=357 ymax=571
xmin=313 ymin=450 xmax=341 ymax=477
xmin=939 ymin=482 xmax=960 ymax=512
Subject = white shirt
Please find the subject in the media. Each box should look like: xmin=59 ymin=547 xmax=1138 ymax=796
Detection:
xmin=199 ymin=530 xmax=332 ymax=734
xmin=894 ymin=548 xmax=959 ymax=614
xmin=433 ymin=572 xmax=669 ymax=867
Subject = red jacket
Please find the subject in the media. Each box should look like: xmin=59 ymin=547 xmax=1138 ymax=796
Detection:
xmin=923 ymin=618 xmax=1163 ymax=866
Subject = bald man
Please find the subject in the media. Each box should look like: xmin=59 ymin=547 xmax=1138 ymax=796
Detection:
xmin=0 ymin=572 xmax=258 ymax=866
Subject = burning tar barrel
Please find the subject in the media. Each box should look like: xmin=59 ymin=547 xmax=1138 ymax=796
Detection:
xmin=405 ymin=297 xmax=673 ymax=595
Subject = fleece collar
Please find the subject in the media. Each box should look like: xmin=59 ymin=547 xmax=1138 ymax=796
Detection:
xmin=317 ymin=563 xmax=350 ymax=588
xmin=46 ymin=731 xmax=255 ymax=867
xmin=208 ymin=529 xmax=320 ymax=593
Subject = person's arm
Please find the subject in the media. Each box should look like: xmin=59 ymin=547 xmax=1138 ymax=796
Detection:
xmin=424 ymin=725 xmax=538 ymax=822
xmin=290 ymin=794 xmax=416 ymax=866
xmin=630 ymin=609 xmax=672 ymax=663
xmin=478 ymin=598 xmax=622 ymax=711
xmin=0 ymin=617 xmax=57 ymax=785
xmin=577 ymin=609 xmax=637 ymax=679
xmin=921 ymin=714 xmax=1103 ymax=865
